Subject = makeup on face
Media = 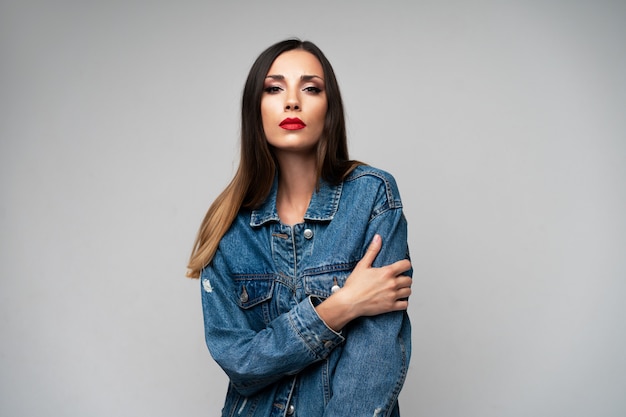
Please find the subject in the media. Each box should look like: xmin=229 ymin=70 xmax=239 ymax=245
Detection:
xmin=261 ymin=50 xmax=328 ymax=154
xmin=279 ymin=117 xmax=306 ymax=130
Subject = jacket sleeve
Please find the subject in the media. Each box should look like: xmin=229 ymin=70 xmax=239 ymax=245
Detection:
xmin=201 ymin=250 xmax=345 ymax=397
xmin=323 ymin=181 xmax=412 ymax=417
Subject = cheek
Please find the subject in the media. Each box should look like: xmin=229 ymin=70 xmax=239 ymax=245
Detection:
xmin=260 ymin=100 xmax=269 ymax=118
xmin=261 ymin=95 xmax=279 ymax=114
xmin=260 ymin=102 xmax=275 ymax=129
xmin=315 ymin=104 xmax=328 ymax=126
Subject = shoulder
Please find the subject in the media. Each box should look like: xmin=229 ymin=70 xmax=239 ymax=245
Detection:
xmin=343 ymin=164 xmax=404 ymax=210
xmin=345 ymin=164 xmax=402 ymax=196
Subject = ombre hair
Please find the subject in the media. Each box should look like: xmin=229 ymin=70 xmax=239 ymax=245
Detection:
xmin=187 ymin=39 xmax=361 ymax=278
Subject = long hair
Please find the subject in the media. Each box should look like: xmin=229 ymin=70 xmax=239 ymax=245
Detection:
xmin=186 ymin=39 xmax=361 ymax=278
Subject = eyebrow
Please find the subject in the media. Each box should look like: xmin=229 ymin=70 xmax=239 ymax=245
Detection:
xmin=265 ymin=74 xmax=324 ymax=82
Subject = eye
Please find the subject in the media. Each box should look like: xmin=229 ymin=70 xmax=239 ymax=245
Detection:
xmin=264 ymin=86 xmax=282 ymax=94
xmin=303 ymin=86 xmax=322 ymax=94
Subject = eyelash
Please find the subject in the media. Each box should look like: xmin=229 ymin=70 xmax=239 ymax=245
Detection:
xmin=264 ymin=86 xmax=282 ymax=94
xmin=263 ymin=86 xmax=323 ymax=94
xmin=303 ymin=86 xmax=322 ymax=94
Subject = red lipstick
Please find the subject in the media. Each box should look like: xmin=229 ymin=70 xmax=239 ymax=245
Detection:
xmin=279 ymin=117 xmax=306 ymax=130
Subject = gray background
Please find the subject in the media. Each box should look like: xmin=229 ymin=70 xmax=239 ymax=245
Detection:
xmin=1 ymin=1 xmax=625 ymax=416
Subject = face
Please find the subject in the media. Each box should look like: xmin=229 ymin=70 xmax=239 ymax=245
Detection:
xmin=261 ymin=49 xmax=327 ymax=155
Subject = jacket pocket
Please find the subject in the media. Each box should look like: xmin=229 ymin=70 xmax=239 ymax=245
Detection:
xmin=303 ymin=263 xmax=355 ymax=299
xmin=233 ymin=274 xmax=275 ymax=326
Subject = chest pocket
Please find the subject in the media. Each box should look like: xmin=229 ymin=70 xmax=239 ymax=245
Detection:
xmin=303 ymin=263 xmax=355 ymax=299
xmin=233 ymin=274 xmax=275 ymax=326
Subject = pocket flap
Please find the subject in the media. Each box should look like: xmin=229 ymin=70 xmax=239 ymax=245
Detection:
xmin=232 ymin=274 xmax=275 ymax=309
xmin=304 ymin=268 xmax=352 ymax=299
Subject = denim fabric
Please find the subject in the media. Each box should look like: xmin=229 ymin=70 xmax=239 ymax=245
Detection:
xmin=201 ymin=165 xmax=412 ymax=417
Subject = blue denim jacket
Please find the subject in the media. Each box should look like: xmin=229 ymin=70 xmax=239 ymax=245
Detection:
xmin=201 ymin=165 xmax=411 ymax=417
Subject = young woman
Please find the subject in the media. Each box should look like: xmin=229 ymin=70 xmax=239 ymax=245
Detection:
xmin=188 ymin=39 xmax=413 ymax=417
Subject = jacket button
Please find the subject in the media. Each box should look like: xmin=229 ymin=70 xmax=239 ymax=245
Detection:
xmin=239 ymin=286 xmax=249 ymax=303
xmin=303 ymin=228 xmax=313 ymax=239
xmin=286 ymin=404 xmax=295 ymax=415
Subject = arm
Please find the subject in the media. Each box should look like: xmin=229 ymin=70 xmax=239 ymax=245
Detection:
xmin=315 ymin=233 xmax=412 ymax=331
xmin=201 ymin=251 xmax=345 ymax=396
xmin=202 ymin=234 xmax=411 ymax=398
xmin=323 ymin=204 xmax=412 ymax=416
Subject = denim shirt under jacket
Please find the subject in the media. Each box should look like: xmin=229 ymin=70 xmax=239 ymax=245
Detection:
xmin=201 ymin=165 xmax=412 ymax=417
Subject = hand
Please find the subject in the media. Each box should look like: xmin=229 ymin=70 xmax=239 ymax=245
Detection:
xmin=315 ymin=234 xmax=412 ymax=331
xmin=340 ymin=234 xmax=412 ymax=317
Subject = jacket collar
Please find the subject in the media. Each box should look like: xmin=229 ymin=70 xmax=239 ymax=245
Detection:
xmin=250 ymin=176 xmax=343 ymax=227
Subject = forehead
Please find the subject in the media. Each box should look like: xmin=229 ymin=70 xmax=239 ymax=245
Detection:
xmin=266 ymin=50 xmax=324 ymax=78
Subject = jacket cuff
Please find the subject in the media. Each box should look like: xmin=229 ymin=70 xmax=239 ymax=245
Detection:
xmin=287 ymin=296 xmax=345 ymax=359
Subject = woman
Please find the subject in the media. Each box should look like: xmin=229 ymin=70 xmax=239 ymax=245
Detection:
xmin=188 ymin=39 xmax=412 ymax=417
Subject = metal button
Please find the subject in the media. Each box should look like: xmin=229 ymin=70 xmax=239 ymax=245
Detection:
xmin=287 ymin=404 xmax=295 ymax=415
xmin=240 ymin=286 xmax=249 ymax=303
xmin=303 ymin=228 xmax=313 ymax=239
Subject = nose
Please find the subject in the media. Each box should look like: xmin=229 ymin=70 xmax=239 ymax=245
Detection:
xmin=285 ymin=91 xmax=300 ymax=111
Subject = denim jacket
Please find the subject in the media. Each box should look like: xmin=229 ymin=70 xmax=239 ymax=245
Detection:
xmin=201 ymin=165 xmax=412 ymax=417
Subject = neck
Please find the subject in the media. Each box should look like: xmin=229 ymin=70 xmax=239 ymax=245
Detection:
xmin=275 ymin=151 xmax=318 ymax=226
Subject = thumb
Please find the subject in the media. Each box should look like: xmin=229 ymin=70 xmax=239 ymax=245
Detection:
xmin=357 ymin=234 xmax=382 ymax=269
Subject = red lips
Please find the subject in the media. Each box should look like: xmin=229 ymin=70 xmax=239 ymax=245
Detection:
xmin=279 ymin=117 xmax=306 ymax=130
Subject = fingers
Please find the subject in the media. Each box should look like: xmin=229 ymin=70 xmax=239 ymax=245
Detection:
xmin=392 ymin=276 xmax=412 ymax=310
xmin=392 ymin=285 xmax=412 ymax=311
xmin=392 ymin=299 xmax=410 ymax=311
xmin=357 ymin=235 xmax=412 ymax=276
xmin=350 ymin=235 xmax=413 ymax=314
xmin=396 ymin=285 xmax=412 ymax=299
xmin=394 ymin=276 xmax=413 ymax=290
xmin=387 ymin=258 xmax=412 ymax=276
xmin=357 ymin=234 xmax=382 ymax=269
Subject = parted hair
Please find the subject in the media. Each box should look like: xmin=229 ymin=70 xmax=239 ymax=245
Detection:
xmin=187 ymin=39 xmax=361 ymax=278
